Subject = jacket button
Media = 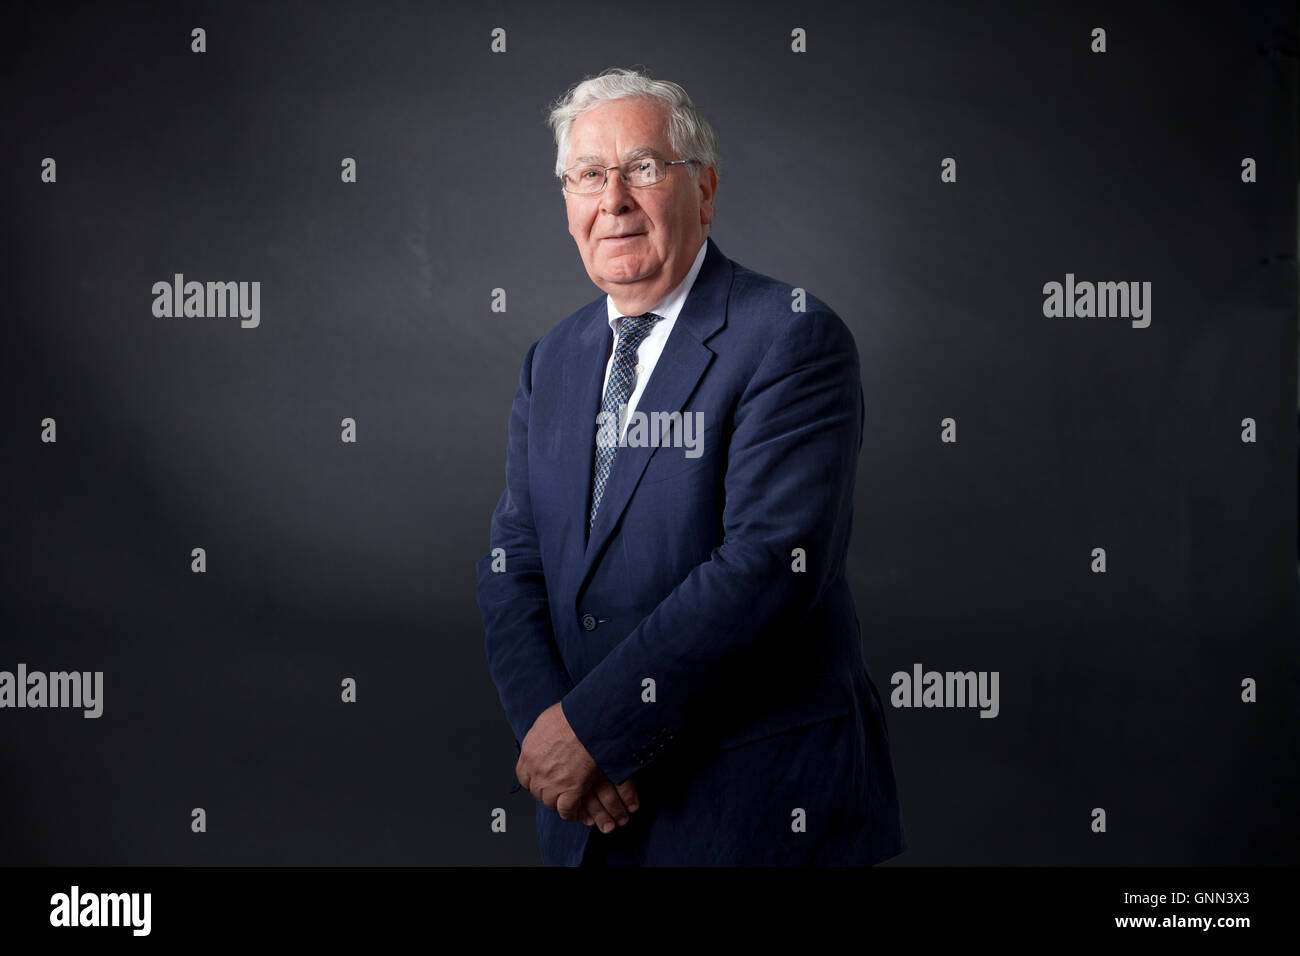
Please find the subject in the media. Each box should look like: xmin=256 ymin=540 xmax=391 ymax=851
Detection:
xmin=581 ymin=613 xmax=598 ymax=631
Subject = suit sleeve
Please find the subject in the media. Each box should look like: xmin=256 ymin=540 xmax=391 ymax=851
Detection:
xmin=475 ymin=339 xmax=575 ymax=747
xmin=560 ymin=309 xmax=863 ymax=784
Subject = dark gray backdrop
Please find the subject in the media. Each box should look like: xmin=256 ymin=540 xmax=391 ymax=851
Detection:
xmin=1 ymin=0 xmax=1296 ymax=865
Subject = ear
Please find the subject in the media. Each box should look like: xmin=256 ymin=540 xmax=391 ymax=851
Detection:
xmin=697 ymin=165 xmax=718 ymax=226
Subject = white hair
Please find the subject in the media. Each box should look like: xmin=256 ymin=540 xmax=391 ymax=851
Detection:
xmin=546 ymin=67 xmax=721 ymax=185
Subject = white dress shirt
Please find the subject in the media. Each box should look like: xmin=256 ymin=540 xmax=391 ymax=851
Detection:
xmin=601 ymin=237 xmax=709 ymax=439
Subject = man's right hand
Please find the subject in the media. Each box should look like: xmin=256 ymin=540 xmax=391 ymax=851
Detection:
xmin=558 ymin=774 xmax=639 ymax=834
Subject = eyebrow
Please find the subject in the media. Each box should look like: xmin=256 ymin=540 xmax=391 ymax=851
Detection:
xmin=572 ymin=145 xmax=662 ymax=165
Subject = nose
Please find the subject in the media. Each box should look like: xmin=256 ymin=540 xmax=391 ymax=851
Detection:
xmin=599 ymin=170 xmax=635 ymax=216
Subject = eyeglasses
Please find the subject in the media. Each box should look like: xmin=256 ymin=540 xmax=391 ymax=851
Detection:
xmin=560 ymin=156 xmax=698 ymax=194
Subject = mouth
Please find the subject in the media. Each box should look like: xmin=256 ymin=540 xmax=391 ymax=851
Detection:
xmin=603 ymin=232 xmax=645 ymax=242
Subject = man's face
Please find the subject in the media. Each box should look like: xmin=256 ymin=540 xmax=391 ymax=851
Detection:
xmin=563 ymin=97 xmax=716 ymax=311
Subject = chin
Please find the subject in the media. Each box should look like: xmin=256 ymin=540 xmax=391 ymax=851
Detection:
xmin=596 ymin=258 xmax=647 ymax=280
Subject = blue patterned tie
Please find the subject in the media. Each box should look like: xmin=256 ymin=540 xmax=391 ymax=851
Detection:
xmin=590 ymin=312 xmax=663 ymax=530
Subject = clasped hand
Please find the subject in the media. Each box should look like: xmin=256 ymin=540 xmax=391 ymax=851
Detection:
xmin=516 ymin=701 xmax=639 ymax=833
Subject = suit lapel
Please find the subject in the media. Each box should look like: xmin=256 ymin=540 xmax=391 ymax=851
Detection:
xmin=558 ymin=301 xmax=612 ymax=576
xmin=579 ymin=237 xmax=733 ymax=589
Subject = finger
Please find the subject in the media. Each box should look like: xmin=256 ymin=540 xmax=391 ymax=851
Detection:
xmin=584 ymin=792 xmax=617 ymax=834
xmin=593 ymin=777 xmax=631 ymax=826
xmin=616 ymin=779 xmax=640 ymax=813
xmin=556 ymin=789 xmax=583 ymax=822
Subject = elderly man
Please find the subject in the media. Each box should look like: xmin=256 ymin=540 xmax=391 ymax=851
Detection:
xmin=476 ymin=67 xmax=905 ymax=865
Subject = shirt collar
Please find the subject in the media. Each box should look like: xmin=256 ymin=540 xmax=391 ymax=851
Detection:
xmin=606 ymin=237 xmax=709 ymax=331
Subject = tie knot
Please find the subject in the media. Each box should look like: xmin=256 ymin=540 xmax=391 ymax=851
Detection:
xmin=616 ymin=312 xmax=662 ymax=352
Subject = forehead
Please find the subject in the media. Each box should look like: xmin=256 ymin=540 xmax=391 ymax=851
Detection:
xmin=567 ymin=97 xmax=671 ymax=164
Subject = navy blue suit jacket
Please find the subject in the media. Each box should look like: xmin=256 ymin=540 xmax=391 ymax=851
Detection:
xmin=476 ymin=236 xmax=906 ymax=865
